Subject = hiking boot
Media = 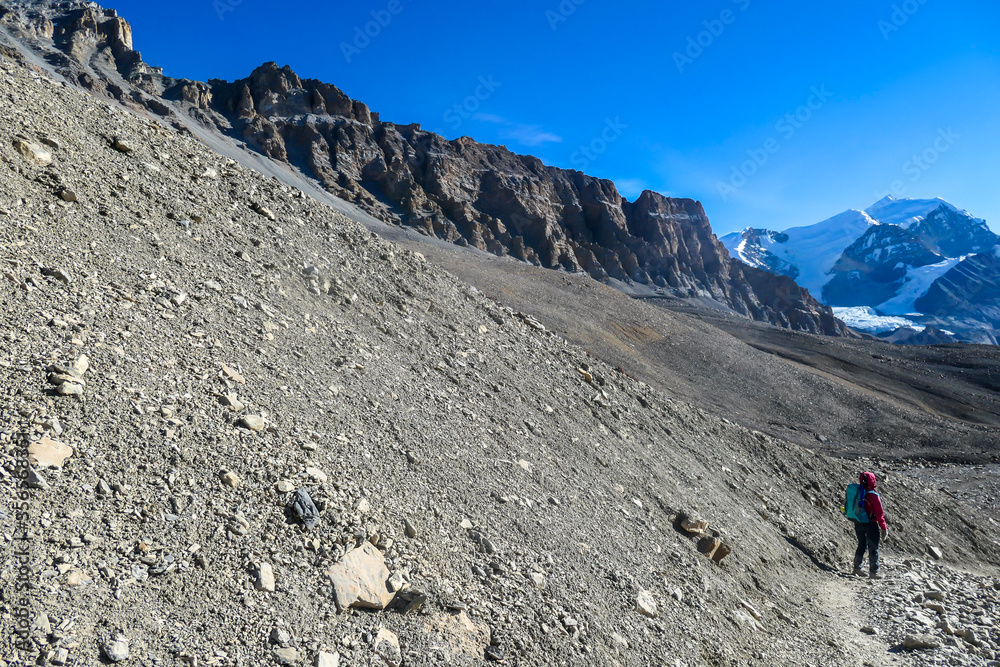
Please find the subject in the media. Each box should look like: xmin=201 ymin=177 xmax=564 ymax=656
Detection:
xmin=852 ymin=566 xmax=865 ymax=577
xmin=869 ymin=571 xmax=883 ymax=580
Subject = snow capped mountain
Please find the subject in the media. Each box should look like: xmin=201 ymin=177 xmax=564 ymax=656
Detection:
xmin=864 ymin=195 xmax=974 ymax=230
xmin=721 ymin=209 xmax=876 ymax=296
xmin=723 ymin=196 xmax=1000 ymax=343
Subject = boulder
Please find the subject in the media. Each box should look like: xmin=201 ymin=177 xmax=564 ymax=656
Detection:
xmin=327 ymin=542 xmax=394 ymax=611
xmin=27 ymin=437 xmax=73 ymax=468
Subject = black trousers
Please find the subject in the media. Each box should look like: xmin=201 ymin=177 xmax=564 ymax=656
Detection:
xmin=853 ymin=521 xmax=880 ymax=573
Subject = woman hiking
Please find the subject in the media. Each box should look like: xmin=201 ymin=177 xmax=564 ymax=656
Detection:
xmin=851 ymin=471 xmax=889 ymax=579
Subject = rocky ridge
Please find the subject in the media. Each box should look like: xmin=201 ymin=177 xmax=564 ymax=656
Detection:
xmin=0 ymin=0 xmax=848 ymax=337
xmin=2 ymin=44 xmax=1000 ymax=666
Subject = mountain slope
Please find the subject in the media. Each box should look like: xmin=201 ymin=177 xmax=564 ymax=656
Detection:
xmin=0 ymin=1 xmax=848 ymax=337
xmin=6 ymin=40 xmax=1000 ymax=667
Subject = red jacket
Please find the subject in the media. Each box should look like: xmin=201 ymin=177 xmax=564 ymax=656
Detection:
xmin=864 ymin=492 xmax=888 ymax=531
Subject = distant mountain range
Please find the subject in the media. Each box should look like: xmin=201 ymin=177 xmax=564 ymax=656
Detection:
xmin=721 ymin=197 xmax=1000 ymax=344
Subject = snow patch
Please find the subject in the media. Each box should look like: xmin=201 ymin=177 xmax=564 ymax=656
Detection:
xmin=877 ymin=256 xmax=965 ymax=315
xmin=865 ymin=195 xmax=978 ymax=229
xmin=832 ymin=307 xmax=923 ymax=334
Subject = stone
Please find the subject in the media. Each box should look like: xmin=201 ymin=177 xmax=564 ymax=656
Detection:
xmin=273 ymin=647 xmax=300 ymax=665
xmin=102 ymin=633 xmax=130 ymax=662
xmin=13 ymin=138 xmax=52 ymax=165
xmin=374 ymin=628 xmax=401 ymax=667
xmin=276 ymin=480 xmax=295 ymax=493
xmin=903 ymin=634 xmax=941 ymax=650
xmin=529 ymin=572 xmax=546 ymax=588
xmin=241 ymin=415 xmax=265 ymax=431
xmin=251 ymin=202 xmax=277 ymax=220
xmin=681 ymin=517 xmax=709 ymax=535
xmin=221 ymin=393 xmax=245 ymax=412
xmin=460 ymin=519 xmax=474 ymax=530
xmin=52 ymin=647 xmax=69 ymax=665
xmin=290 ymin=488 xmax=320 ymax=529
xmin=222 ymin=364 xmax=246 ymax=384
xmin=356 ymin=498 xmax=371 ymax=514
xmin=327 ymin=542 xmax=394 ymax=611
xmin=712 ymin=542 xmax=732 ymax=564
xmin=26 ymin=467 xmax=50 ymax=490
xmin=56 ymin=382 xmax=84 ymax=396
xmin=923 ymin=601 xmax=946 ymax=614
xmin=269 ymin=627 xmax=291 ymax=646
xmin=315 ymin=652 xmax=339 ymax=667
xmin=305 ymin=466 xmax=327 ymax=483
xmin=111 ymin=137 xmax=134 ymax=153
xmin=697 ymin=536 xmax=721 ymax=558
xmin=255 ymin=562 xmax=276 ymax=592
xmin=59 ymin=188 xmax=77 ymax=202
xmin=27 ymin=436 xmax=73 ymax=468
xmin=861 ymin=626 xmax=878 ymax=635
xmin=636 ymin=590 xmax=658 ymax=618
xmin=403 ymin=518 xmax=417 ymax=539
xmin=220 ymin=470 xmax=240 ymax=487
xmin=927 ymin=546 xmax=943 ymax=560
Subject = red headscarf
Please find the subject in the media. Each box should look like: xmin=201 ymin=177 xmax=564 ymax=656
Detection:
xmin=859 ymin=471 xmax=877 ymax=491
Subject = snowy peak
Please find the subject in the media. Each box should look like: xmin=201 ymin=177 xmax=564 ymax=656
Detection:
xmin=723 ymin=196 xmax=1000 ymax=343
xmin=864 ymin=195 xmax=974 ymax=229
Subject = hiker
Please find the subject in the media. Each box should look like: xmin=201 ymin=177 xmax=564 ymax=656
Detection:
xmin=846 ymin=471 xmax=889 ymax=578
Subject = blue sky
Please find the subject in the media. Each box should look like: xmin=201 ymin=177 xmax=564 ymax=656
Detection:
xmin=112 ymin=0 xmax=1000 ymax=234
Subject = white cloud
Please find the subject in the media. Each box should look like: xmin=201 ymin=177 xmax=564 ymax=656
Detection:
xmin=471 ymin=114 xmax=562 ymax=146
xmin=502 ymin=125 xmax=562 ymax=147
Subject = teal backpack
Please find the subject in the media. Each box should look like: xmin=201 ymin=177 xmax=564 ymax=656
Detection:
xmin=845 ymin=483 xmax=869 ymax=523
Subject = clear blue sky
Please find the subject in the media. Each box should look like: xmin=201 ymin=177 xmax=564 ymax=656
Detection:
xmin=112 ymin=0 xmax=1000 ymax=234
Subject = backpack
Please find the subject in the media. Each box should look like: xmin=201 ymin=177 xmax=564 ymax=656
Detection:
xmin=845 ymin=483 xmax=869 ymax=523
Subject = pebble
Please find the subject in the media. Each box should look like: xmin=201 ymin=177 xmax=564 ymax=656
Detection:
xmin=290 ymin=488 xmax=320 ymax=529
xmin=273 ymin=647 xmax=300 ymax=665
xmin=241 ymin=415 xmax=265 ymax=431
xmin=315 ymin=651 xmax=340 ymax=667
xmin=269 ymin=627 xmax=291 ymax=646
xmin=220 ymin=470 xmax=240 ymax=487
xmin=374 ymin=628 xmax=401 ymax=667
xmin=13 ymin=138 xmax=52 ymax=165
xmin=102 ymin=633 xmax=130 ymax=662
xmin=636 ymin=590 xmax=659 ymax=618
xmin=111 ymin=137 xmax=134 ymax=153
xmin=255 ymin=563 xmax=276 ymax=592
xmin=903 ymin=634 xmax=941 ymax=650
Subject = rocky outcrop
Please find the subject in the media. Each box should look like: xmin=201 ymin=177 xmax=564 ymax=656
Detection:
xmin=0 ymin=1 xmax=849 ymax=336
xmin=916 ymin=251 xmax=1000 ymax=323
xmin=823 ymin=224 xmax=943 ymax=307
